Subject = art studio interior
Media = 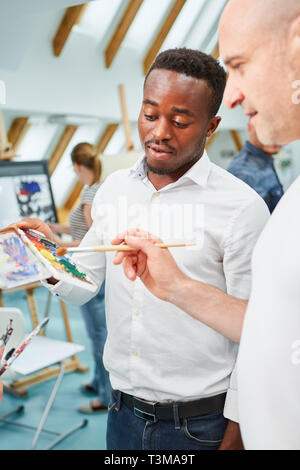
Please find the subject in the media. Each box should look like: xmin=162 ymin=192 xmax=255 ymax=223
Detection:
xmin=0 ymin=0 xmax=299 ymax=452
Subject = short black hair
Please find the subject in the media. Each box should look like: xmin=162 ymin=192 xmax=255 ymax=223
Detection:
xmin=145 ymin=48 xmax=226 ymax=118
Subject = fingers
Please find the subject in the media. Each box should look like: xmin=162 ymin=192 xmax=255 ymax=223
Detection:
xmin=0 ymin=381 xmax=3 ymax=403
xmin=123 ymin=256 xmax=138 ymax=281
xmin=112 ymin=229 xmax=162 ymax=266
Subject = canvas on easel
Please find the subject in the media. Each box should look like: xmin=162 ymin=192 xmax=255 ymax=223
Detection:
xmin=0 ymin=160 xmax=58 ymax=230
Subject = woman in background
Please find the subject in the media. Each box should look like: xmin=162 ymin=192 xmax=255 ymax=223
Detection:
xmin=50 ymin=142 xmax=110 ymax=414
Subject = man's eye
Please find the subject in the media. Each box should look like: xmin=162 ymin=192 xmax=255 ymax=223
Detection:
xmin=145 ymin=114 xmax=156 ymax=121
xmin=174 ymin=121 xmax=189 ymax=128
xmin=232 ymin=63 xmax=242 ymax=70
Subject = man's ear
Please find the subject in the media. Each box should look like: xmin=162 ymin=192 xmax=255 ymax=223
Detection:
xmin=206 ymin=116 xmax=222 ymax=138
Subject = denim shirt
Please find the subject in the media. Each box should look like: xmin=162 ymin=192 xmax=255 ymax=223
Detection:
xmin=227 ymin=141 xmax=284 ymax=213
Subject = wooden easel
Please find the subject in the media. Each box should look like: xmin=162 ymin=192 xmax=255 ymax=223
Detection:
xmin=0 ymin=283 xmax=88 ymax=397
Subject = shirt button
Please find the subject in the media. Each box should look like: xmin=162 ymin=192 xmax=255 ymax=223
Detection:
xmin=132 ymin=350 xmax=139 ymax=357
xmin=135 ymin=310 xmax=141 ymax=317
xmin=152 ymin=192 xmax=160 ymax=198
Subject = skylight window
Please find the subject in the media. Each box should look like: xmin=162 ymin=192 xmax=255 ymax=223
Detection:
xmin=122 ymin=0 xmax=174 ymax=55
xmin=184 ymin=0 xmax=226 ymax=50
xmin=16 ymin=122 xmax=59 ymax=161
xmin=77 ymin=0 xmax=124 ymax=43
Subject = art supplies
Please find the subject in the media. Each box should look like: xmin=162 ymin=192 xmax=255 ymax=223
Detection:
xmin=0 ymin=319 xmax=13 ymax=363
xmin=17 ymin=228 xmax=97 ymax=292
xmin=0 ymin=317 xmax=49 ymax=376
xmin=0 ymin=308 xmax=26 ymax=368
xmin=56 ymin=242 xmax=196 ymax=257
xmin=0 ymin=230 xmax=49 ymax=289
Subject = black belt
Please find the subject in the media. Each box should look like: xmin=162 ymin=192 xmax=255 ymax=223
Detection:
xmin=116 ymin=390 xmax=226 ymax=423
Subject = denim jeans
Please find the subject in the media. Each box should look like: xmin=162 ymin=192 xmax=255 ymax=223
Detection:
xmin=80 ymin=282 xmax=111 ymax=406
xmin=106 ymin=391 xmax=227 ymax=450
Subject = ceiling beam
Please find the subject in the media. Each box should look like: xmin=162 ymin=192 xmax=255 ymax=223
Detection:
xmin=143 ymin=0 xmax=187 ymax=75
xmin=52 ymin=4 xmax=88 ymax=57
xmin=63 ymin=180 xmax=84 ymax=212
xmin=48 ymin=125 xmax=78 ymax=176
xmin=105 ymin=0 xmax=144 ymax=68
xmin=7 ymin=117 xmax=30 ymax=152
xmin=62 ymin=123 xmax=119 ymax=212
xmin=211 ymin=43 xmax=219 ymax=60
xmin=230 ymin=130 xmax=243 ymax=152
xmin=96 ymin=123 xmax=119 ymax=154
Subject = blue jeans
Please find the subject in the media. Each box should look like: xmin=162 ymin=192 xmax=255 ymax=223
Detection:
xmin=80 ymin=282 xmax=111 ymax=406
xmin=106 ymin=391 xmax=227 ymax=450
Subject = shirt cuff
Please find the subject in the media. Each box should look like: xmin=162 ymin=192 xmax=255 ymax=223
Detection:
xmin=223 ymin=387 xmax=239 ymax=423
xmin=40 ymin=279 xmax=73 ymax=298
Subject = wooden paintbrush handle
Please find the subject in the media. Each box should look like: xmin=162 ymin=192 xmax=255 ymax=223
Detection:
xmin=92 ymin=243 xmax=192 ymax=252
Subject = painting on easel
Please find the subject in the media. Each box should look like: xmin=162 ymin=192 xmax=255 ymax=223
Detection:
xmin=0 ymin=160 xmax=58 ymax=230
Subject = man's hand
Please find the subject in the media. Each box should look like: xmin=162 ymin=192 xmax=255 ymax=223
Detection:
xmin=4 ymin=217 xmax=53 ymax=241
xmin=112 ymin=229 xmax=188 ymax=302
xmin=112 ymin=228 xmax=246 ymax=343
xmin=0 ymin=381 xmax=3 ymax=403
xmin=219 ymin=421 xmax=244 ymax=450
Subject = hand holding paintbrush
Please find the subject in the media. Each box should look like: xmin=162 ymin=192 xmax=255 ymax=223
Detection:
xmin=56 ymin=242 xmax=195 ymax=257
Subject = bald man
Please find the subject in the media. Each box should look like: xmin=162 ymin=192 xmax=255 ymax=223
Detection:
xmin=113 ymin=0 xmax=300 ymax=450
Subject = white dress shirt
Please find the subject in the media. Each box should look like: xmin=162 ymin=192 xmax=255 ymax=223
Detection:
xmin=47 ymin=152 xmax=269 ymax=422
xmin=238 ymin=174 xmax=300 ymax=449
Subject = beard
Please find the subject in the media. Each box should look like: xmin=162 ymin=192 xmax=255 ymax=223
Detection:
xmin=146 ymin=161 xmax=180 ymax=175
xmin=145 ymin=148 xmax=204 ymax=176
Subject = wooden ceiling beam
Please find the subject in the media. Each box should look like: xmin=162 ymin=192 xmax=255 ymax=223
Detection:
xmin=105 ymin=0 xmax=144 ymax=68
xmin=48 ymin=125 xmax=78 ymax=176
xmin=7 ymin=117 xmax=30 ymax=152
xmin=64 ymin=180 xmax=84 ymax=212
xmin=52 ymin=4 xmax=88 ymax=57
xmin=62 ymin=123 xmax=119 ymax=212
xmin=211 ymin=43 xmax=219 ymax=60
xmin=230 ymin=130 xmax=243 ymax=152
xmin=96 ymin=123 xmax=119 ymax=154
xmin=143 ymin=0 xmax=186 ymax=75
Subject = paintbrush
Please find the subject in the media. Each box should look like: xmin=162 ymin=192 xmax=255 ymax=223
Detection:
xmin=56 ymin=242 xmax=195 ymax=257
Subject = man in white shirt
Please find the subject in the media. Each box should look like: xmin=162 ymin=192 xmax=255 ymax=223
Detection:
xmin=114 ymin=0 xmax=300 ymax=450
xmin=16 ymin=49 xmax=269 ymax=450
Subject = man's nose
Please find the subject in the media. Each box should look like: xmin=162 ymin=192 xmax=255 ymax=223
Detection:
xmin=152 ymin=118 xmax=172 ymax=141
xmin=224 ymin=76 xmax=245 ymax=109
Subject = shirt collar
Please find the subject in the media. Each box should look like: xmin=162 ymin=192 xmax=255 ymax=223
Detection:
xmin=129 ymin=151 xmax=211 ymax=188
xmin=245 ymin=141 xmax=274 ymax=164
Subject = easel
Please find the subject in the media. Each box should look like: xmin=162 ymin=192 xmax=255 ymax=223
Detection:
xmin=0 ymin=108 xmax=88 ymax=396
xmin=0 ymin=283 xmax=88 ymax=396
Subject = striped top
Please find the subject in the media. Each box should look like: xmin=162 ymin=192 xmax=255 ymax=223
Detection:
xmin=69 ymin=183 xmax=100 ymax=241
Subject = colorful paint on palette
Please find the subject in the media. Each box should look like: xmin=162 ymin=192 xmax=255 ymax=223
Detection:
xmin=24 ymin=230 xmax=88 ymax=282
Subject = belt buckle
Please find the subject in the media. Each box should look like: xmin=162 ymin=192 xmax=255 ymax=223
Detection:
xmin=133 ymin=398 xmax=156 ymax=423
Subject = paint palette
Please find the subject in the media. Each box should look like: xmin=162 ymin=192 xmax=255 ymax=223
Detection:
xmin=18 ymin=229 xmax=97 ymax=292
xmin=0 ymin=231 xmax=49 ymax=289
